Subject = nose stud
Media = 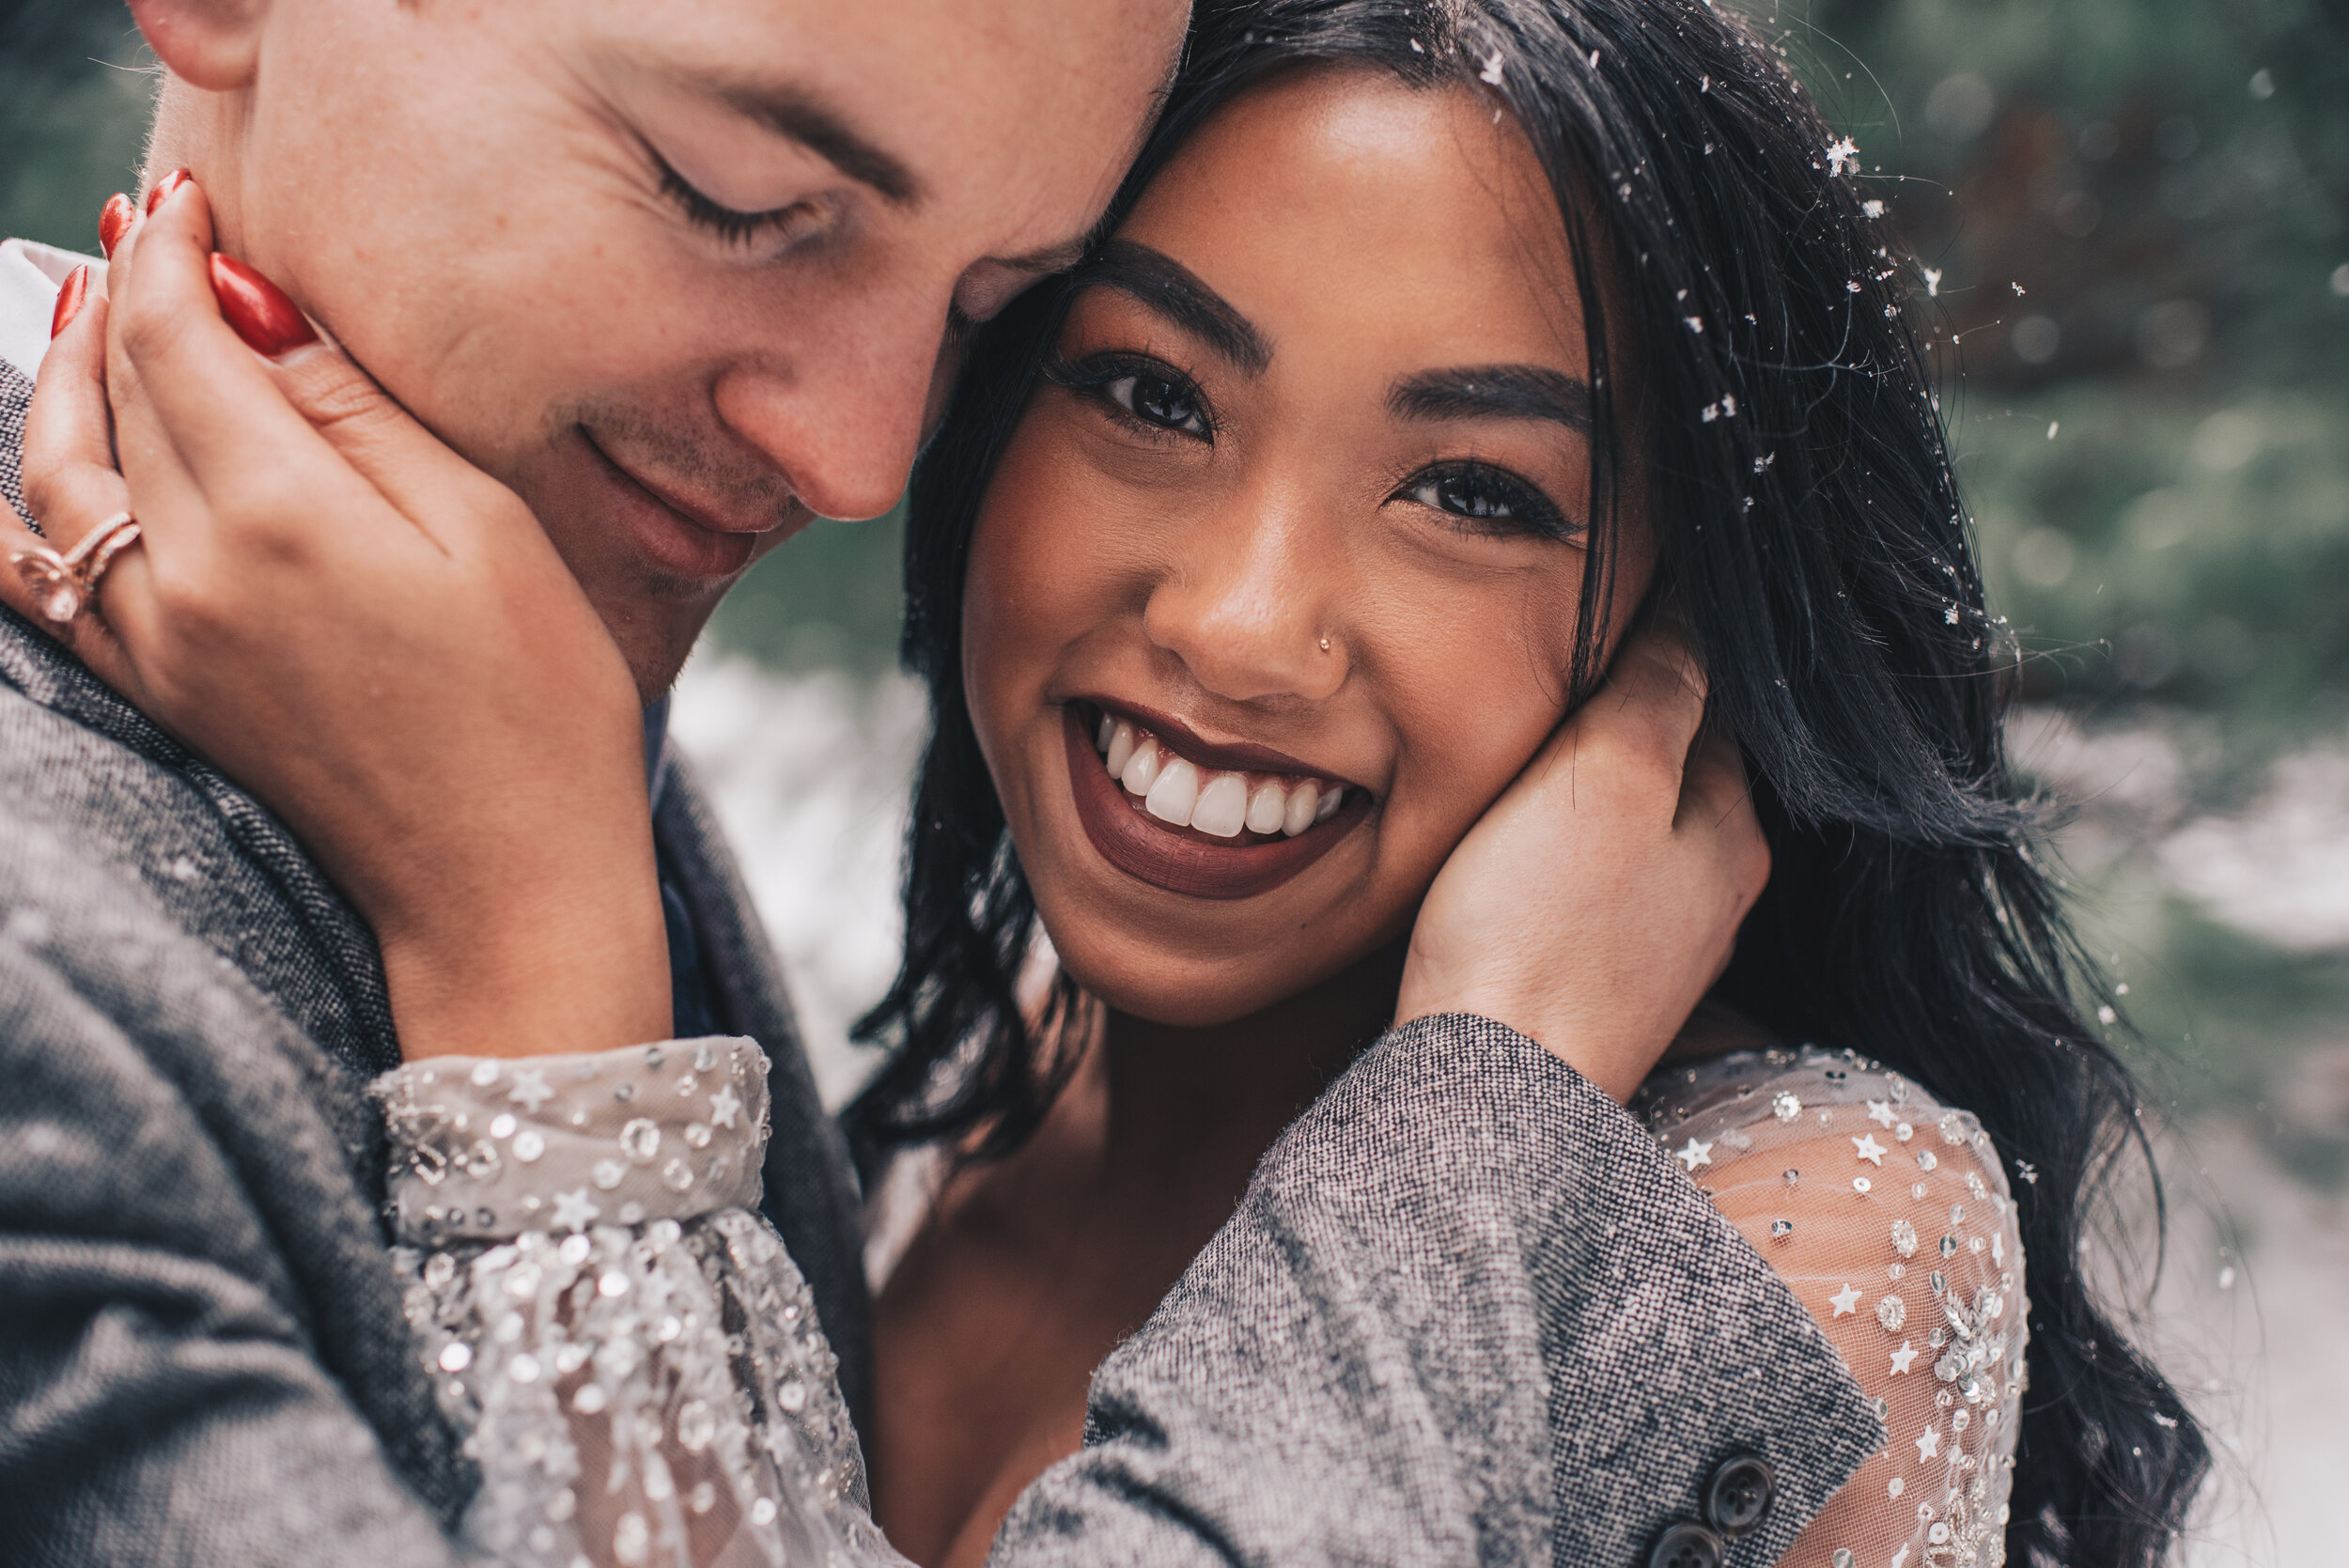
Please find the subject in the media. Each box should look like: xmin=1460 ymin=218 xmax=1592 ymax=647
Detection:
xmin=1318 ymin=637 xmax=1331 ymax=653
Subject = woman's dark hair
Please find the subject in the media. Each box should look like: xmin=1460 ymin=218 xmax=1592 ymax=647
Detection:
xmin=849 ymin=1 xmax=2209 ymax=1560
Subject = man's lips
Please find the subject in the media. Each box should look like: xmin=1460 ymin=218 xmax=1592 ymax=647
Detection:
xmin=579 ymin=427 xmax=794 ymax=580
xmin=1062 ymin=706 xmax=1366 ymax=901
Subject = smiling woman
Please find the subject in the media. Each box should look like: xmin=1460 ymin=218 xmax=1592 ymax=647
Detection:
xmin=958 ymin=70 xmax=1634 ymax=1032
xmin=851 ymin=3 xmax=2211 ymax=1567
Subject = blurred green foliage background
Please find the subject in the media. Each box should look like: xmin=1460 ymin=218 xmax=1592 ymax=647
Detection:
xmin=7 ymin=0 xmax=2347 ymax=1183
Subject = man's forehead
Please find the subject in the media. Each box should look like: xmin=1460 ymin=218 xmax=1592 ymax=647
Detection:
xmin=583 ymin=0 xmax=1184 ymax=256
xmin=586 ymin=3 xmax=1176 ymax=172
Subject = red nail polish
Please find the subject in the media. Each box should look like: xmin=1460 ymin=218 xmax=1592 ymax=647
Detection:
xmin=209 ymin=254 xmax=319 ymax=357
xmin=145 ymin=169 xmax=192 ymax=216
xmin=50 ymin=267 xmax=90 ymax=340
xmin=100 ymin=194 xmax=135 ymax=258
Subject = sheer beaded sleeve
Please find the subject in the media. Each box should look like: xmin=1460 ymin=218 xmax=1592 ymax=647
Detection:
xmin=372 ymin=1039 xmax=906 ymax=1568
xmin=1634 ymin=1048 xmax=2029 ymax=1568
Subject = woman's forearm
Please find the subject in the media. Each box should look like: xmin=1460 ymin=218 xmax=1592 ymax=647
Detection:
xmin=376 ymin=829 xmax=672 ymax=1061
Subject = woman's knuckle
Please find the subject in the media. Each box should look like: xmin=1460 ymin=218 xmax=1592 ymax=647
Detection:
xmin=305 ymin=380 xmax=398 ymax=442
xmin=19 ymin=467 xmax=59 ymax=522
xmin=116 ymin=290 xmax=187 ymax=364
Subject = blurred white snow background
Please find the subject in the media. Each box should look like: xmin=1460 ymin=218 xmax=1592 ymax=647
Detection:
xmin=670 ymin=657 xmax=926 ymax=1108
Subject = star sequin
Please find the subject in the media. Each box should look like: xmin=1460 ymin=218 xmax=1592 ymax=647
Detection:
xmin=506 ymin=1067 xmax=554 ymax=1114
xmin=1867 ymin=1099 xmax=1896 ymax=1128
xmin=708 ymin=1086 xmax=742 ymax=1129
xmin=1915 ymin=1425 xmax=1941 ymax=1461
xmin=1830 ymin=1282 xmax=1862 ymax=1316
xmin=551 ymin=1187 xmax=600 ymax=1233
xmin=1890 ymin=1341 xmax=1918 ymax=1374
xmin=1675 ymin=1137 xmax=1714 ymax=1172
xmin=1852 ymin=1133 xmax=1888 ymax=1166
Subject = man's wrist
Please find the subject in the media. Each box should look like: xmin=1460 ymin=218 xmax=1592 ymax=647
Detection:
xmin=1395 ymin=989 xmax=1659 ymax=1104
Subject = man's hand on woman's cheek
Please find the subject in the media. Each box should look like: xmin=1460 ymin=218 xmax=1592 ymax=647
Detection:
xmin=1392 ymin=616 xmax=1769 ymax=1102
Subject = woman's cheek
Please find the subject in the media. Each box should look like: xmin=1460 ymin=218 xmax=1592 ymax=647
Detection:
xmin=1379 ymin=672 xmax=1569 ymax=885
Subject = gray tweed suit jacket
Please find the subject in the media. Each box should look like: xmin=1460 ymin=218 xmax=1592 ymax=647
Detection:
xmin=0 ymin=357 xmax=1879 ymax=1567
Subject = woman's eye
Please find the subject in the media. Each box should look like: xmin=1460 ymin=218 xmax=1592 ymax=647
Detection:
xmin=1397 ymin=464 xmax=1576 ymax=540
xmin=1105 ymin=371 xmax=1209 ymax=437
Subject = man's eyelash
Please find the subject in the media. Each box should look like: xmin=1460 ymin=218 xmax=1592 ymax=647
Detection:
xmin=655 ymin=158 xmax=812 ymax=246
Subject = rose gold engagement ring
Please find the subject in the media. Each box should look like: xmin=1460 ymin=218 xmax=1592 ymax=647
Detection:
xmin=10 ymin=510 xmax=143 ymax=628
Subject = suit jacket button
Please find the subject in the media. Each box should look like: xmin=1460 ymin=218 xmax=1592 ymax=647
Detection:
xmin=1648 ymin=1520 xmax=1725 ymax=1568
xmin=1704 ymin=1452 xmax=1776 ymax=1539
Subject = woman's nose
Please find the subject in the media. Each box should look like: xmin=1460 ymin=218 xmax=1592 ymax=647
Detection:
xmin=1141 ymin=497 xmax=1347 ymax=704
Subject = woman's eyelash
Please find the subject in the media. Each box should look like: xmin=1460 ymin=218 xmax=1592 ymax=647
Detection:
xmin=655 ymin=158 xmax=817 ymax=247
xmin=1393 ymin=460 xmax=1580 ymax=541
xmin=1045 ymin=351 xmax=1218 ymax=442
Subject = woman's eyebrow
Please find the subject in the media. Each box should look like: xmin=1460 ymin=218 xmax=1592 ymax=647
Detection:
xmin=1077 ymin=240 xmax=1271 ymax=375
xmin=1388 ymin=365 xmax=1595 ymax=432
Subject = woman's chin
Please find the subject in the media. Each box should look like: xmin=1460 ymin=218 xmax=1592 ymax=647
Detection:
xmin=1046 ymin=942 xmax=1291 ymax=1031
xmin=1034 ymin=900 xmax=1405 ymax=1033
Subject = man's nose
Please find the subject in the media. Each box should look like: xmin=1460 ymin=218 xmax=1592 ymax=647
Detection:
xmin=709 ymin=296 xmax=946 ymax=523
xmin=1142 ymin=487 xmax=1348 ymax=705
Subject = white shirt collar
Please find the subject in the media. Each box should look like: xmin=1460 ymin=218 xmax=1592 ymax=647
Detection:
xmin=0 ymin=239 xmax=104 ymax=385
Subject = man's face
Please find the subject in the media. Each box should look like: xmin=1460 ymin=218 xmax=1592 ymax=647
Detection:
xmin=168 ymin=0 xmax=1184 ymax=693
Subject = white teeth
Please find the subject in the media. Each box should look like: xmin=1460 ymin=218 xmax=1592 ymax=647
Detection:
xmin=1119 ymin=737 xmax=1161 ymax=795
xmin=1190 ymin=772 xmax=1249 ymax=837
xmin=1097 ymin=716 xmax=1353 ymax=839
xmin=1282 ymin=781 xmax=1320 ymax=837
xmin=1144 ymin=757 xmax=1201 ymax=825
xmin=1244 ymin=781 xmax=1289 ymax=835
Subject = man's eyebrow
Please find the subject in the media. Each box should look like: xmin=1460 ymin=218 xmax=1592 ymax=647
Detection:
xmin=699 ymin=79 xmax=924 ymax=206
xmin=1388 ymin=365 xmax=1595 ymax=432
xmin=1075 ymin=239 xmax=1271 ymax=376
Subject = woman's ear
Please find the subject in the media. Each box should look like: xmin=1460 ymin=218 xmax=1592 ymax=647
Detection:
xmin=129 ymin=0 xmax=269 ymax=92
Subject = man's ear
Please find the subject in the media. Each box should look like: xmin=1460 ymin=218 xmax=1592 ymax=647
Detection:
xmin=128 ymin=0 xmax=270 ymax=92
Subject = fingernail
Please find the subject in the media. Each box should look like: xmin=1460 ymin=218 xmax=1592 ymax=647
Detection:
xmin=209 ymin=253 xmax=319 ymax=357
xmin=100 ymin=194 xmax=135 ymax=258
xmin=145 ymin=169 xmax=193 ymax=216
xmin=50 ymin=267 xmax=90 ymax=340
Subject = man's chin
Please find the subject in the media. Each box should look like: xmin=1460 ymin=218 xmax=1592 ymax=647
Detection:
xmin=591 ymin=590 xmax=718 ymax=705
xmin=508 ymin=429 xmax=809 ymax=699
xmin=585 ymin=530 xmax=806 ymax=703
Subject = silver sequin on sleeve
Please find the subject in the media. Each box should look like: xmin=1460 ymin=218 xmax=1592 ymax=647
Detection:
xmin=1635 ymin=1046 xmax=2029 ymax=1568
xmin=374 ymin=1039 xmax=905 ymax=1568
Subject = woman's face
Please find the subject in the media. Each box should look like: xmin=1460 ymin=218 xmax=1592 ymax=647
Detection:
xmin=963 ymin=65 xmax=1656 ymax=1027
